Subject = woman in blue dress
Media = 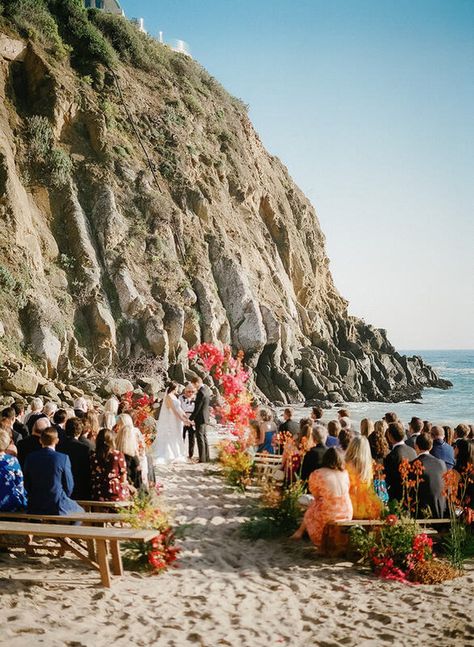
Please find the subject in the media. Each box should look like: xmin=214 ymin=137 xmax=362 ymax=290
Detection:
xmin=0 ymin=430 xmax=27 ymax=511
xmin=256 ymin=408 xmax=277 ymax=454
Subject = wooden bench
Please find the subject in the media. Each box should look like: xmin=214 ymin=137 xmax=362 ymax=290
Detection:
xmin=76 ymin=500 xmax=133 ymax=512
xmin=0 ymin=511 xmax=126 ymax=525
xmin=253 ymin=453 xmax=283 ymax=483
xmin=322 ymin=518 xmax=451 ymax=557
xmin=0 ymin=521 xmax=157 ymax=587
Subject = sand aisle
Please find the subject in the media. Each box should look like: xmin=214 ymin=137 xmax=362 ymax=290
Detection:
xmin=0 ymin=464 xmax=473 ymax=647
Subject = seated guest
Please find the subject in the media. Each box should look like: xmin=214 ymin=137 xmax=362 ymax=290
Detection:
xmin=57 ymin=417 xmax=92 ymax=500
xmin=384 ymin=412 xmax=398 ymax=424
xmin=91 ymin=429 xmax=131 ymax=501
xmin=422 ymin=420 xmax=432 ymax=435
xmin=17 ymin=417 xmax=50 ymax=469
xmin=101 ymin=396 xmax=119 ymax=430
xmin=256 ymin=408 xmax=277 ymax=454
xmin=278 ymin=408 xmax=299 ymax=437
xmin=430 ymin=425 xmax=455 ymax=469
xmin=43 ymin=401 xmax=58 ymax=423
xmin=115 ymin=416 xmax=142 ymax=491
xmin=291 ymin=448 xmax=352 ymax=546
xmin=81 ymin=411 xmax=99 ymax=449
xmin=326 ymin=420 xmax=340 ymax=448
xmin=1 ymin=407 xmax=22 ymax=446
xmin=300 ymin=426 xmax=328 ymax=484
xmin=454 ymin=424 xmax=469 ymax=441
xmin=384 ymin=421 xmax=417 ymax=502
xmin=360 ymin=418 xmax=374 ymax=438
xmin=337 ymin=408 xmax=349 ymax=421
xmin=52 ymin=409 xmax=68 ymax=442
xmin=23 ymin=428 xmax=84 ymax=515
xmin=297 ymin=421 xmax=314 ymax=452
xmin=368 ymin=424 xmax=389 ymax=464
xmin=340 ymin=416 xmax=353 ymax=433
xmin=311 ymin=407 xmax=325 ymax=426
xmin=12 ymin=403 xmax=28 ymax=439
xmin=25 ymin=397 xmax=45 ymax=433
xmin=73 ymin=397 xmax=88 ymax=419
xmin=443 ymin=426 xmax=455 ymax=446
xmin=338 ymin=428 xmax=354 ymax=454
xmin=0 ymin=430 xmax=27 ymax=511
xmin=345 ymin=436 xmax=383 ymax=519
xmin=406 ymin=417 xmax=423 ymax=448
xmin=411 ymin=433 xmax=446 ymax=518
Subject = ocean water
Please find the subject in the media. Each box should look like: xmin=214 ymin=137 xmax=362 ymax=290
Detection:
xmin=294 ymin=350 xmax=474 ymax=427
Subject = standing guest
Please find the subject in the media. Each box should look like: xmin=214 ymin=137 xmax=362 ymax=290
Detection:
xmin=311 ymin=407 xmax=325 ymax=426
xmin=81 ymin=411 xmax=99 ymax=449
xmin=454 ymin=438 xmax=474 ymax=472
xmin=115 ymin=415 xmax=142 ymax=491
xmin=256 ymin=408 xmax=277 ymax=454
xmin=454 ymin=424 xmax=469 ymax=441
xmin=25 ymin=398 xmax=45 ymax=433
xmin=43 ymin=401 xmax=58 ymax=422
xmin=101 ymin=396 xmax=119 ymax=430
xmin=190 ymin=376 xmax=211 ymax=463
xmin=17 ymin=417 xmax=50 ymax=469
xmin=179 ymin=384 xmax=197 ymax=460
xmin=0 ymin=417 xmax=18 ymax=457
xmin=337 ymin=409 xmax=349 ymax=421
xmin=297 ymin=421 xmax=314 ymax=452
xmin=291 ymin=448 xmax=353 ymax=545
xmin=74 ymin=397 xmax=88 ymax=419
xmin=0 ymin=430 xmax=27 ymax=511
xmin=338 ymin=428 xmax=354 ymax=454
xmin=1 ymin=408 xmax=22 ymax=446
xmin=278 ymin=408 xmax=300 ymax=437
xmin=443 ymin=426 xmax=455 ymax=446
xmin=453 ymin=440 xmax=474 ymax=507
xmin=384 ymin=412 xmax=398 ymax=424
xmin=340 ymin=416 xmax=353 ymax=433
xmin=91 ymin=429 xmax=131 ymax=501
xmin=368 ymin=425 xmax=390 ymax=464
xmin=411 ymin=434 xmax=447 ymax=518
xmin=360 ymin=418 xmax=374 ymax=437
xmin=406 ymin=417 xmax=424 ymax=449
xmin=52 ymin=409 xmax=68 ymax=443
xmin=300 ymin=426 xmax=328 ymax=484
xmin=12 ymin=403 xmax=28 ymax=439
xmin=430 ymin=426 xmax=455 ymax=469
xmin=23 ymin=428 xmax=84 ymax=515
xmin=57 ymin=418 xmax=92 ymax=500
xmin=326 ymin=420 xmax=341 ymax=448
xmin=345 ymin=436 xmax=383 ymax=519
xmin=469 ymin=426 xmax=474 ymax=440
xmin=384 ymin=421 xmax=417 ymax=502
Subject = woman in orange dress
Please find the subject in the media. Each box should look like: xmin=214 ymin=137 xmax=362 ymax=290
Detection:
xmin=291 ymin=447 xmax=353 ymax=546
xmin=345 ymin=435 xmax=383 ymax=519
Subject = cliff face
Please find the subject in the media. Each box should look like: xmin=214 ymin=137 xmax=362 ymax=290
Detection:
xmin=0 ymin=15 xmax=450 ymax=404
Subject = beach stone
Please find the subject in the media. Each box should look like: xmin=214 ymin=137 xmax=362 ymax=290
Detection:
xmin=104 ymin=378 xmax=134 ymax=396
xmin=2 ymin=370 xmax=39 ymax=395
xmin=138 ymin=377 xmax=163 ymax=396
xmin=41 ymin=382 xmax=61 ymax=402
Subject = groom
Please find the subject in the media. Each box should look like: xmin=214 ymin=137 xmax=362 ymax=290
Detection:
xmin=190 ymin=376 xmax=210 ymax=463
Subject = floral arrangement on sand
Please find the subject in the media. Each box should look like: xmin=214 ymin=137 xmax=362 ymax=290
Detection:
xmin=120 ymin=488 xmax=180 ymax=574
xmin=188 ymin=343 xmax=256 ymax=489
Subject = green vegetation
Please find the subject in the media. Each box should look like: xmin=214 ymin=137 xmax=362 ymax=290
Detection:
xmin=25 ymin=115 xmax=72 ymax=188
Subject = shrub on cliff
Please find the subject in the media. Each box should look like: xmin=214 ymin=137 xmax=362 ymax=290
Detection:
xmin=1 ymin=0 xmax=67 ymax=58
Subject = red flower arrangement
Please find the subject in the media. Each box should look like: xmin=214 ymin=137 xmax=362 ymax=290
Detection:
xmin=121 ymin=391 xmax=156 ymax=447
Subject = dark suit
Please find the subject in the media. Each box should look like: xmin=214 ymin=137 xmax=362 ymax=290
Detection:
xmin=57 ymin=438 xmax=92 ymax=500
xmin=26 ymin=412 xmax=47 ymax=434
xmin=406 ymin=433 xmax=420 ymax=449
xmin=301 ymin=444 xmax=327 ymax=485
xmin=13 ymin=420 xmax=29 ymax=439
xmin=384 ymin=443 xmax=417 ymax=501
xmin=23 ymin=448 xmax=84 ymax=515
xmin=278 ymin=420 xmax=299 ymax=437
xmin=17 ymin=434 xmax=42 ymax=469
xmin=411 ymin=453 xmax=447 ymax=518
xmin=190 ymin=385 xmax=210 ymax=462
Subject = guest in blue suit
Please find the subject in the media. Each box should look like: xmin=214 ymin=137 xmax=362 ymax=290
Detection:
xmin=430 ymin=426 xmax=455 ymax=469
xmin=23 ymin=427 xmax=84 ymax=515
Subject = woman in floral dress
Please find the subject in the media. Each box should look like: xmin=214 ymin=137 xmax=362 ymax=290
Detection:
xmin=90 ymin=429 xmax=131 ymax=501
xmin=0 ymin=430 xmax=27 ymax=511
xmin=345 ymin=435 xmax=384 ymax=519
xmin=291 ymin=447 xmax=352 ymax=546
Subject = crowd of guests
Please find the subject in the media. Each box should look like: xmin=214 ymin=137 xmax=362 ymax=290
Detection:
xmin=0 ymin=396 xmax=155 ymax=516
xmin=252 ymin=406 xmax=474 ymax=547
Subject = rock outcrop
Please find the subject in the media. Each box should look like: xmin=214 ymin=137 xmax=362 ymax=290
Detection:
xmin=0 ymin=18 xmax=451 ymax=405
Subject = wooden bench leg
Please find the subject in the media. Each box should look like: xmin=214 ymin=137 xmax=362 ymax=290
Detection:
xmin=95 ymin=539 xmax=111 ymax=588
xmin=109 ymin=540 xmax=123 ymax=576
xmin=86 ymin=539 xmax=96 ymax=561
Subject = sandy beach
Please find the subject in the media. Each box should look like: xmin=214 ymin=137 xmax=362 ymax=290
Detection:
xmin=0 ymin=464 xmax=473 ymax=647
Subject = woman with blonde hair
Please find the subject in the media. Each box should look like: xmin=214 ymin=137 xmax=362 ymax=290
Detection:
xmin=115 ymin=414 xmax=142 ymax=490
xmin=81 ymin=411 xmax=100 ymax=447
xmin=360 ymin=418 xmax=374 ymax=437
xmin=257 ymin=408 xmax=277 ymax=454
xmin=345 ymin=436 xmax=383 ymax=519
xmin=101 ymin=396 xmax=119 ymax=430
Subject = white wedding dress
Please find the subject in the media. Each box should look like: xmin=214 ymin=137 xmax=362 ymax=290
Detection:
xmin=151 ymin=394 xmax=187 ymax=465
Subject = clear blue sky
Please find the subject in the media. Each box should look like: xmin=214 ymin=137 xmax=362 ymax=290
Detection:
xmin=122 ymin=0 xmax=474 ymax=350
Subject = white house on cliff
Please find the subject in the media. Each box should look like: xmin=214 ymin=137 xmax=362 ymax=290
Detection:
xmin=83 ymin=0 xmax=124 ymax=15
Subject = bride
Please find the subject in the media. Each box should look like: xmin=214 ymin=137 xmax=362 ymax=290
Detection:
xmin=151 ymin=382 xmax=192 ymax=465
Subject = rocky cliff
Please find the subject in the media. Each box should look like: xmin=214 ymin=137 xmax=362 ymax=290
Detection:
xmin=0 ymin=4 xmax=451 ymax=405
